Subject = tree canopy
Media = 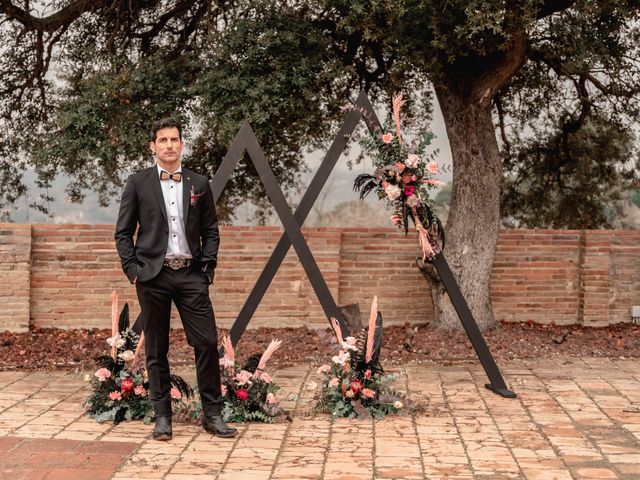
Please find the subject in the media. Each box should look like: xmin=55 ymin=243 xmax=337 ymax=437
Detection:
xmin=4 ymin=0 xmax=640 ymax=330
xmin=1 ymin=0 xmax=638 ymax=226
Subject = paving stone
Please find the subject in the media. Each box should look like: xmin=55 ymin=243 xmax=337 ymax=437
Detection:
xmin=2 ymin=359 xmax=640 ymax=478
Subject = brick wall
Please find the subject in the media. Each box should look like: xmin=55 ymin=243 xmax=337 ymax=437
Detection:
xmin=0 ymin=225 xmax=31 ymax=331
xmin=1 ymin=224 xmax=639 ymax=332
xmin=491 ymin=230 xmax=582 ymax=325
xmin=338 ymin=229 xmax=434 ymax=326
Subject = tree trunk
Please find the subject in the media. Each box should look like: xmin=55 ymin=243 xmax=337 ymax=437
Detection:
xmin=428 ymin=83 xmax=503 ymax=330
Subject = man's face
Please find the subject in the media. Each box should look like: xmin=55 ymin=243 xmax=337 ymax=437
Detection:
xmin=150 ymin=127 xmax=183 ymax=168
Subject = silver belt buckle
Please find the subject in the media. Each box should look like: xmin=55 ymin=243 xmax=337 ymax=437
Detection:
xmin=164 ymin=258 xmax=192 ymax=270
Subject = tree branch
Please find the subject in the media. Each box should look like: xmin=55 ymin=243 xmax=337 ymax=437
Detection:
xmin=134 ymin=0 xmax=195 ymax=52
xmin=536 ymin=0 xmax=576 ymax=19
xmin=470 ymin=29 xmax=528 ymax=106
xmin=0 ymin=0 xmax=113 ymax=32
xmin=529 ymin=47 xmax=612 ymax=97
xmin=494 ymin=94 xmax=511 ymax=154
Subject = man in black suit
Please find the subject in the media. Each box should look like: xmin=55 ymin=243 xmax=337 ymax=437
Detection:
xmin=115 ymin=117 xmax=237 ymax=440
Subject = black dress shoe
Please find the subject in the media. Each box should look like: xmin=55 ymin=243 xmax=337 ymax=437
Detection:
xmin=152 ymin=415 xmax=172 ymax=441
xmin=202 ymin=415 xmax=237 ymax=438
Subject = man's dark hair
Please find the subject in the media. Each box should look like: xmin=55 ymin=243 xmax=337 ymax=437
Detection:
xmin=150 ymin=117 xmax=182 ymax=142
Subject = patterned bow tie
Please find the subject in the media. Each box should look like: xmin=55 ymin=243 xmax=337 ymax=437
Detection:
xmin=160 ymin=171 xmax=182 ymax=182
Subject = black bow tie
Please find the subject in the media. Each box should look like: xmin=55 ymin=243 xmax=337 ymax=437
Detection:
xmin=160 ymin=171 xmax=182 ymax=182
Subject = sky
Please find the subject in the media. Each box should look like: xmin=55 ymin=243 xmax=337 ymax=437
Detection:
xmin=10 ymin=97 xmax=453 ymax=226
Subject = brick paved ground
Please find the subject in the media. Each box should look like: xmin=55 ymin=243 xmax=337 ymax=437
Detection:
xmin=1 ymin=357 xmax=640 ymax=479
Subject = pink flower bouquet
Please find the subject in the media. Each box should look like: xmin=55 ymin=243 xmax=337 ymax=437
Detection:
xmin=314 ymin=296 xmax=411 ymax=419
xmin=174 ymin=336 xmax=289 ymax=424
xmin=85 ymin=292 xmax=191 ymax=424
xmin=217 ymin=337 xmax=288 ymax=423
xmin=354 ymin=93 xmax=447 ymax=261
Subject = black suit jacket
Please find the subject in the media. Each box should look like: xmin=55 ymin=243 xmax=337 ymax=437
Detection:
xmin=115 ymin=166 xmax=219 ymax=284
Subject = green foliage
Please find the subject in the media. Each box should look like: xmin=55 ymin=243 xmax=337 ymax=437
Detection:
xmin=177 ymin=339 xmax=287 ymax=424
xmin=1 ymin=0 xmax=639 ymax=227
xmin=85 ymin=365 xmax=154 ymax=424
xmin=497 ymin=1 xmax=640 ymax=227
xmin=314 ymin=339 xmax=410 ymax=419
xmin=502 ymin=114 xmax=639 ymax=228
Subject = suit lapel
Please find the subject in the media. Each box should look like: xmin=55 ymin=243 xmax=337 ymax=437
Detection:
xmin=148 ymin=167 xmax=168 ymax=223
xmin=182 ymin=168 xmax=192 ymax=224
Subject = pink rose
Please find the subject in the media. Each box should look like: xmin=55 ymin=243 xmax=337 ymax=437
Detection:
xmin=381 ymin=133 xmax=393 ymax=144
xmin=350 ymin=379 xmax=363 ymax=394
xmin=266 ymin=392 xmax=276 ymax=404
xmin=221 ymin=384 xmax=227 ymax=396
xmin=411 ymin=174 xmax=417 ymax=182
xmin=328 ymin=377 xmax=339 ymax=388
xmin=134 ymin=385 xmax=146 ymax=396
xmin=426 ymin=161 xmax=438 ymax=174
xmin=317 ymin=364 xmax=330 ymax=374
xmin=120 ymin=377 xmax=134 ymax=393
xmin=362 ymin=388 xmax=376 ymax=398
xmin=94 ymin=368 xmax=111 ymax=382
xmin=364 ymin=369 xmax=372 ymax=379
xmin=381 ymin=180 xmax=389 ymax=188
xmin=235 ymin=370 xmax=253 ymax=386
xmin=404 ymin=185 xmax=415 ymax=196
xmin=170 ymin=387 xmax=182 ymax=400
xmin=108 ymin=391 xmax=122 ymax=401
xmin=394 ymin=162 xmax=405 ymax=173
xmin=401 ymin=173 xmax=413 ymax=184
xmin=236 ymin=388 xmax=249 ymax=401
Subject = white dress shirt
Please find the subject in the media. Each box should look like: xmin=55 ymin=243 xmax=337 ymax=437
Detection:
xmin=157 ymin=164 xmax=192 ymax=259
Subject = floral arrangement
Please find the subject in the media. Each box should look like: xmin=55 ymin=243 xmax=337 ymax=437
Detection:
xmin=354 ymin=93 xmax=446 ymax=261
xmin=218 ymin=336 xmax=288 ymax=423
xmin=175 ymin=336 xmax=288 ymax=424
xmin=314 ymin=296 xmax=411 ymax=419
xmin=85 ymin=291 xmax=191 ymax=424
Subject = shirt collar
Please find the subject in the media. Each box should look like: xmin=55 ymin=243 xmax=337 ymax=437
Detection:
xmin=157 ymin=164 xmax=183 ymax=176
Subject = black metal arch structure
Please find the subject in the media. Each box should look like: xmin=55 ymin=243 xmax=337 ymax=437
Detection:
xmin=211 ymin=91 xmax=516 ymax=398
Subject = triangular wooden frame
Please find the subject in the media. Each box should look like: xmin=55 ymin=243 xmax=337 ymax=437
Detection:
xmin=211 ymin=91 xmax=516 ymax=398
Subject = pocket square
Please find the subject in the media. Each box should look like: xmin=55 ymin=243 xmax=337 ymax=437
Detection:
xmin=190 ymin=186 xmax=204 ymax=206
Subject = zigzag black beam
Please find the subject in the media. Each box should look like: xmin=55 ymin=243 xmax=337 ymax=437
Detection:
xmin=211 ymin=91 xmax=514 ymax=398
xmin=351 ymin=94 xmax=515 ymax=398
xmin=242 ymin=125 xmax=350 ymax=331
xmin=220 ymin=92 xmax=372 ymax=347
xmin=432 ymin=254 xmax=516 ymax=398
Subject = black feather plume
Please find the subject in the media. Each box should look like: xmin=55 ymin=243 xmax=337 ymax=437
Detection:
xmin=402 ymin=201 xmax=409 ymax=236
xmin=95 ymin=355 xmax=115 ymax=370
xmin=118 ymin=303 xmax=129 ymax=334
xmin=170 ymin=374 xmax=193 ymax=400
xmin=369 ymin=311 xmax=384 ymax=367
xmin=114 ymin=407 xmax=126 ymax=425
xmin=242 ymin=354 xmax=261 ymax=373
xmin=436 ymin=218 xmax=445 ymax=250
xmin=353 ymin=174 xmax=378 ymax=200
xmin=131 ymin=313 xmax=143 ymax=335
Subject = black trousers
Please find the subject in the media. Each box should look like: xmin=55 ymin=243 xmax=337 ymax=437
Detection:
xmin=135 ymin=264 xmax=222 ymax=418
